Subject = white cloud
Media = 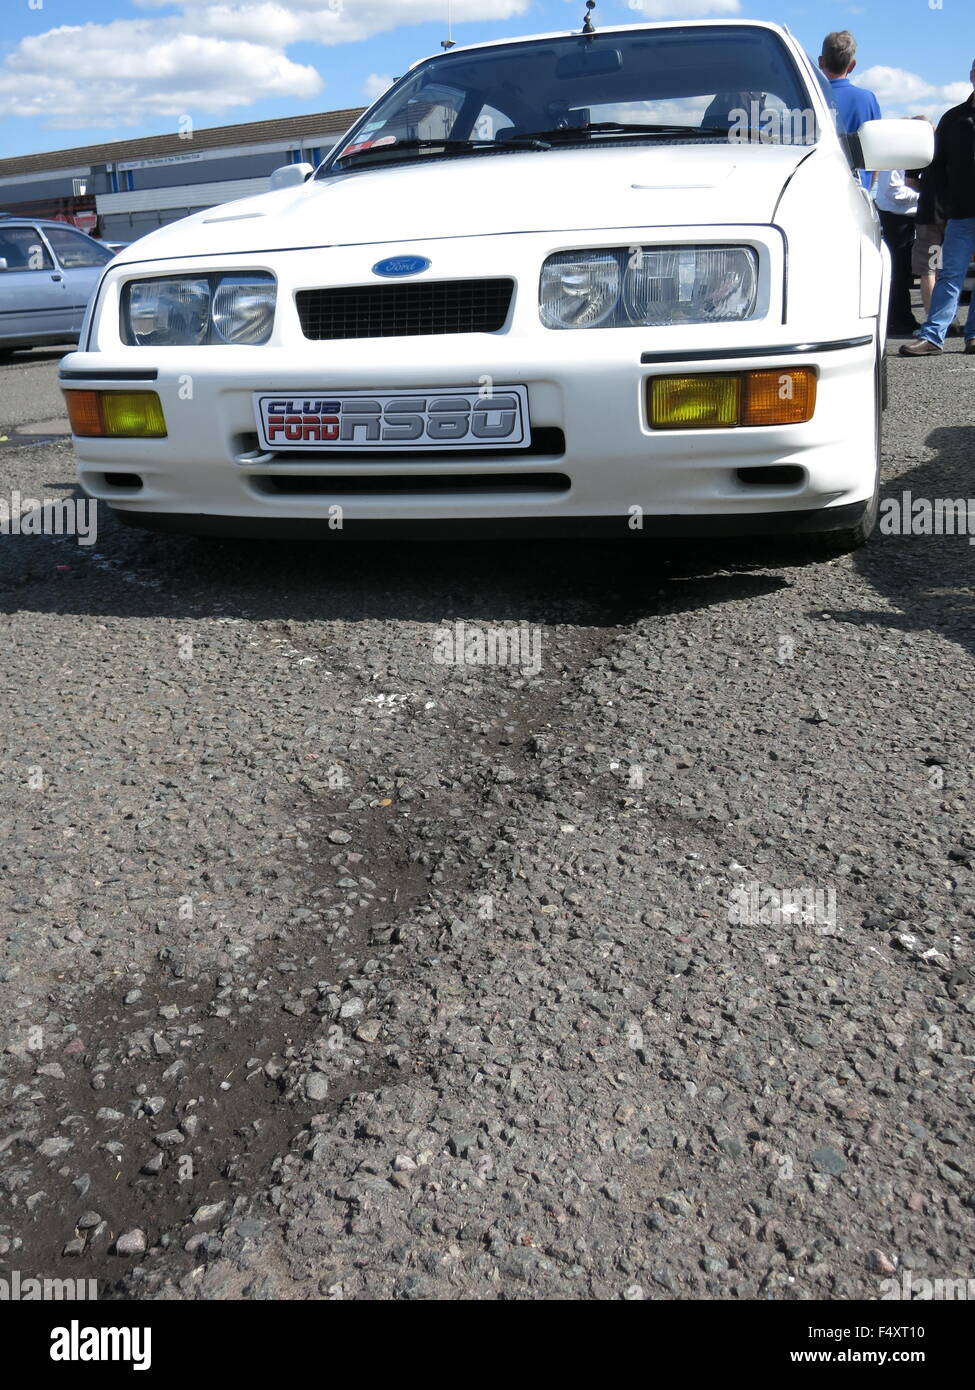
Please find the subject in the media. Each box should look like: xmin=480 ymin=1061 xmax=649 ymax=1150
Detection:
xmin=3 ymin=3 xmax=966 ymax=135
xmin=856 ymin=66 xmax=971 ymax=121
xmin=362 ymin=73 xmax=395 ymax=104
xmin=627 ymin=0 xmax=741 ymax=18
xmin=132 ymin=2 xmax=532 ymax=47
xmin=0 ymin=1 xmax=532 ymax=130
xmin=0 ymin=23 xmax=322 ymax=128
xmin=858 ymin=66 xmax=938 ymax=106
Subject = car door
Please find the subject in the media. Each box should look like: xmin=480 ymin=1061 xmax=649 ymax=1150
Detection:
xmin=0 ymin=224 xmax=71 ymax=344
xmin=38 ymin=224 xmax=115 ymax=336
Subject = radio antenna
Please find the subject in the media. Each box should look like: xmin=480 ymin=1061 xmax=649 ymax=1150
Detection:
xmin=441 ymin=0 xmax=455 ymax=49
xmin=582 ymin=0 xmax=597 ymax=34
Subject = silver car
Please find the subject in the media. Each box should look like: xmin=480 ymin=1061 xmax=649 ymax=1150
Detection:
xmin=0 ymin=216 xmax=115 ymax=356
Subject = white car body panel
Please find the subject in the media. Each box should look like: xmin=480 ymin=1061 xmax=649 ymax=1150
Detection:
xmin=108 ymin=144 xmax=809 ymax=262
xmin=63 ymin=19 xmax=899 ymax=540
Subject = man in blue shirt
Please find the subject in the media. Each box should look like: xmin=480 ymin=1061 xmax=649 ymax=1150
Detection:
xmin=818 ymin=30 xmax=881 ymax=187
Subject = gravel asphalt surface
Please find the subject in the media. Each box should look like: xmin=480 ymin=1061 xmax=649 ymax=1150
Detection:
xmin=0 ymin=335 xmax=972 ymax=1301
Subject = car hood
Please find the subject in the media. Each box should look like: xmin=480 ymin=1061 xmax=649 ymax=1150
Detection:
xmin=116 ymin=143 xmax=812 ymax=264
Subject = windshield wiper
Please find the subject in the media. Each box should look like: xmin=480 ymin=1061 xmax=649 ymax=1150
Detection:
xmin=330 ymin=122 xmax=729 ymax=171
xmin=333 ymin=135 xmax=551 ymax=168
xmin=507 ymin=122 xmax=733 ymax=142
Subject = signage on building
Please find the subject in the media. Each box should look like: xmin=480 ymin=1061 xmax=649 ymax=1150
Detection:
xmin=115 ymin=152 xmax=205 ymax=172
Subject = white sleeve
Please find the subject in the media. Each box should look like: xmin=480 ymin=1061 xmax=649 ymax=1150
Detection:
xmin=885 ymin=169 xmax=920 ymax=211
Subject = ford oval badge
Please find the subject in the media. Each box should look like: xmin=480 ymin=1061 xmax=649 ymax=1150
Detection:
xmin=372 ymin=255 xmax=431 ymax=277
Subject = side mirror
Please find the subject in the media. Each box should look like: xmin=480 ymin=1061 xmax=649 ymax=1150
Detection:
xmin=269 ymin=162 xmax=314 ymax=191
xmin=855 ymin=118 xmax=934 ymax=172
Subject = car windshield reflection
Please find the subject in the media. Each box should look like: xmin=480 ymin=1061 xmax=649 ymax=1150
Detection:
xmin=322 ymin=25 xmax=818 ymax=175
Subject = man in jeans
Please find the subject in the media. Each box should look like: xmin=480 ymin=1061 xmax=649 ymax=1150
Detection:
xmin=901 ymin=60 xmax=975 ymax=357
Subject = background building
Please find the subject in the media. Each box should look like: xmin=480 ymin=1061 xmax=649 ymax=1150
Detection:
xmin=0 ymin=106 xmax=365 ymax=242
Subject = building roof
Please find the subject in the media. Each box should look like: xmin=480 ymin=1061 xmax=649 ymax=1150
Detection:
xmin=0 ymin=107 xmax=368 ymax=179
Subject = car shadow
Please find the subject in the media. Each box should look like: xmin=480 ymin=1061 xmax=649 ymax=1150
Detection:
xmin=827 ymin=424 xmax=975 ymax=659
xmin=0 ymin=478 xmax=847 ymax=628
xmin=17 ymin=436 xmax=971 ymax=636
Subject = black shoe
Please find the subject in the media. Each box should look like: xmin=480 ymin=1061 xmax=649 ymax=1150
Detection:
xmin=965 ymin=340 xmax=975 ymax=355
xmin=947 ymin=322 xmax=964 ymax=337
xmin=888 ymin=320 xmax=919 ymax=336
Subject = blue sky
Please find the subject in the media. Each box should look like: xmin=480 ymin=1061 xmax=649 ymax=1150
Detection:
xmin=0 ymin=0 xmax=971 ymax=159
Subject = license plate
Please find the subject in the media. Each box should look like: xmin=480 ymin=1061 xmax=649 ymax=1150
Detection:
xmin=254 ymin=385 xmax=530 ymax=451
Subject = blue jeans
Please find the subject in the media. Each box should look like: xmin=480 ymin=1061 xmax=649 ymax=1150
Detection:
xmin=920 ymin=216 xmax=975 ymax=346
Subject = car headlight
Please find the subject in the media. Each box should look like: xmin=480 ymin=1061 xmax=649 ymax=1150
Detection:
xmin=125 ymin=277 xmax=210 ymax=346
xmin=539 ymin=247 xmax=758 ymax=329
xmin=539 ymin=253 xmax=621 ymax=329
xmin=211 ymin=275 xmax=277 ymax=344
xmin=122 ymin=273 xmax=276 ymax=346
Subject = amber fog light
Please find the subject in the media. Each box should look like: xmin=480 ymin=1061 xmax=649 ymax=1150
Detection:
xmin=647 ymin=366 xmax=817 ymax=430
xmin=64 ymin=390 xmax=167 ymax=438
xmin=742 ymin=367 xmax=816 ymax=425
xmin=64 ymin=390 xmax=104 ymax=436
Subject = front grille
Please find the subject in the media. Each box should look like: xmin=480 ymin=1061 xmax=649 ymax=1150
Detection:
xmin=239 ymin=427 xmax=566 ymax=464
xmin=253 ymin=473 xmax=570 ymax=496
xmin=295 ymin=278 xmax=515 ymax=340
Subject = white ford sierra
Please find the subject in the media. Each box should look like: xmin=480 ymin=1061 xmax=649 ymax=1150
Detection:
xmin=61 ymin=18 xmax=933 ymax=551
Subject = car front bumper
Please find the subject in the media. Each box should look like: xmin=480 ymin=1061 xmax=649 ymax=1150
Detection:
xmin=63 ymin=332 xmax=878 ymax=534
xmin=62 ymin=226 xmax=879 ymax=537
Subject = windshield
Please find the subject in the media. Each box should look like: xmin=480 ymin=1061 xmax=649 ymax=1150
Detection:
xmin=320 ymin=25 xmax=816 ymax=175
